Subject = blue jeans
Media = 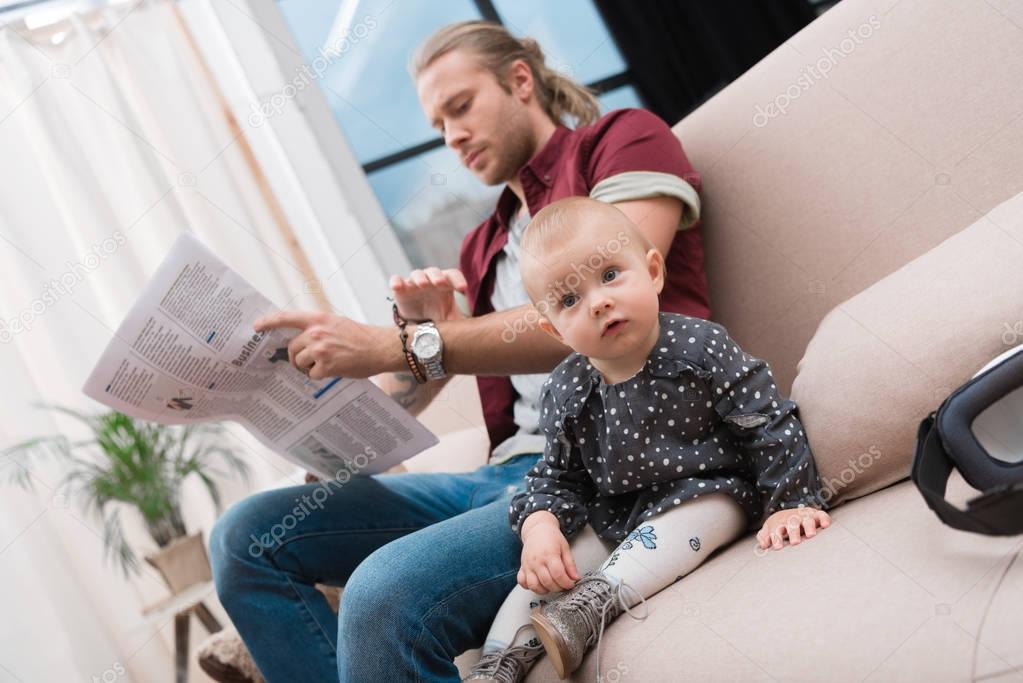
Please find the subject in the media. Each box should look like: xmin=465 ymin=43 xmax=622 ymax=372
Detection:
xmin=208 ymin=453 xmax=540 ymax=683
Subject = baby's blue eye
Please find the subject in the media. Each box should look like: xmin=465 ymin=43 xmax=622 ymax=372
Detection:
xmin=602 ymin=268 xmax=619 ymax=283
xmin=561 ymin=293 xmax=578 ymax=308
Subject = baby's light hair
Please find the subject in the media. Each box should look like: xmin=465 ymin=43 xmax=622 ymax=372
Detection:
xmin=519 ymin=197 xmax=656 ymax=305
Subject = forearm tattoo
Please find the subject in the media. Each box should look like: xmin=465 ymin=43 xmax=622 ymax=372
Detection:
xmin=390 ymin=372 xmax=421 ymax=409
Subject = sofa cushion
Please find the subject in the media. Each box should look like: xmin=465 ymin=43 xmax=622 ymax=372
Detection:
xmin=671 ymin=0 xmax=1023 ymax=397
xmin=789 ymin=190 xmax=1023 ymax=506
xmin=513 ymin=473 xmax=1023 ymax=682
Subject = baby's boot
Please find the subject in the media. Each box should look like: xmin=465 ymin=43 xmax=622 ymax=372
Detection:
xmin=529 ymin=572 xmax=645 ymax=679
xmin=462 ymin=639 xmax=544 ymax=683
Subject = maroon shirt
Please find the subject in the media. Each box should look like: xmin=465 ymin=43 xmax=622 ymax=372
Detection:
xmin=458 ymin=108 xmax=709 ymax=449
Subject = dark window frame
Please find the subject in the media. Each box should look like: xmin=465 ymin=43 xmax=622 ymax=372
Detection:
xmin=361 ymin=0 xmax=640 ymax=175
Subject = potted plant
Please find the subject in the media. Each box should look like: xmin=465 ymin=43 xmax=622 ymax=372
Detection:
xmin=2 ymin=407 xmax=249 ymax=590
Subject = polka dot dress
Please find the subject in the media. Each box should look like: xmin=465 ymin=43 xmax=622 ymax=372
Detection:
xmin=508 ymin=312 xmax=827 ymax=544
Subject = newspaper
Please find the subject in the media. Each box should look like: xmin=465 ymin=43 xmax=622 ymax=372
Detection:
xmin=83 ymin=232 xmax=438 ymax=479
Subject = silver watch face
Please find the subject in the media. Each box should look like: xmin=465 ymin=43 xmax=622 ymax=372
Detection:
xmin=413 ymin=331 xmax=441 ymax=359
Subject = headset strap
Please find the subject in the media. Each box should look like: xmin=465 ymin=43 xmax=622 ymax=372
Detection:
xmin=912 ymin=413 xmax=1023 ymax=535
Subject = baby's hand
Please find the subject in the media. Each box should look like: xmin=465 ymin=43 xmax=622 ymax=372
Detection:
xmin=757 ymin=507 xmax=831 ymax=551
xmin=518 ymin=511 xmax=580 ymax=594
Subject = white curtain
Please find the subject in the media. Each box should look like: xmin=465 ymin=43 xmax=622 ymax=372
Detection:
xmin=0 ymin=1 xmax=321 ymax=679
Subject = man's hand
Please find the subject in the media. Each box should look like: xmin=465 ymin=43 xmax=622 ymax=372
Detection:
xmin=254 ymin=311 xmax=389 ymax=380
xmin=389 ymin=267 xmax=467 ymax=322
xmin=757 ymin=507 xmax=831 ymax=551
xmin=518 ymin=511 xmax=580 ymax=594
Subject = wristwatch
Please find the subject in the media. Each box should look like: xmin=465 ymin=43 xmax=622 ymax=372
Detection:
xmin=411 ymin=321 xmax=446 ymax=380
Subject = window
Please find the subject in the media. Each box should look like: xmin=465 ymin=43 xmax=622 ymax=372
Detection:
xmin=277 ymin=0 xmax=641 ymax=268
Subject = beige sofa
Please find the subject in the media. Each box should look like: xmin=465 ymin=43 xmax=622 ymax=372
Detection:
xmin=447 ymin=0 xmax=1023 ymax=680
xmin=203 ymin=1 xmax=1023 ymax=680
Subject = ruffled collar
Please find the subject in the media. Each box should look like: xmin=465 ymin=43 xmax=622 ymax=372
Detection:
xmin=550 ymin=312 xmax=711 ymax=422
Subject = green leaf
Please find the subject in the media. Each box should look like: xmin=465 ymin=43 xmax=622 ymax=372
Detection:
xmin=2 ymin=408 xmax=249 ymax=578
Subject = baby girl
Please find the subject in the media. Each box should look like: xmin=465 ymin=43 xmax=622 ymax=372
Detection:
xmin=463 ymin=197 xmax=832 ymax=682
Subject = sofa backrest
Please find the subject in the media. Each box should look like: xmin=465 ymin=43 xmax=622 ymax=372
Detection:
xmin=671 ymin=0 xmax=1023 ymax=394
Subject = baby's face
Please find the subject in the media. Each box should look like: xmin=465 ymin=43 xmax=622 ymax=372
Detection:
xmin=528 ymin=220 xmax=663 ymax=361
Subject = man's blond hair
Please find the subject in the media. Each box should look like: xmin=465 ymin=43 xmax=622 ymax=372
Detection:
xmin=411 ymin=20 xmax=601 ymax=128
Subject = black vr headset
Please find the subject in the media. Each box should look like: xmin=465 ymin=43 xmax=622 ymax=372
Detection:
xmin=912 ymin=345 xmax=1023 ymax=536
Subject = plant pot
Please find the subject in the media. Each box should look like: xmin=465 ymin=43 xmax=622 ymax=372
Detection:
xmin=145 ymin=532 xmax=213 ymax=594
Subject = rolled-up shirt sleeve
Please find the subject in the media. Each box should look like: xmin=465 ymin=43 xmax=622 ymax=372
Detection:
xmin=589 ymin=171 xmax=701 ymax=230
xmin=701 ymin=322 xmax=828 ymax=519
xmin=585 ymin=108 xmax=702 ymax=229
xmin=509 ymin=385 xmax=597 ymax=539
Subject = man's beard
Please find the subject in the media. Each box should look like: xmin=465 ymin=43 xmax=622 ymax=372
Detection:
xmin=482 ymin=107 xmax=537 ymax=186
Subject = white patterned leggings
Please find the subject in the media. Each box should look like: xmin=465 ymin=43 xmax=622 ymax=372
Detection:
xmin=482 ymin=491 xmax=748 ymax=653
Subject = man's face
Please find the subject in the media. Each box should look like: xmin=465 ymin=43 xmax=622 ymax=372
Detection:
xmin=528 ymin=219 xmax=664 ymax=361
xmin=417 ymin=49 xmax=537 ymax=186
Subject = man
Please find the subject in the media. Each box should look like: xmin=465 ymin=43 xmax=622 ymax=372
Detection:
xmin=210 ymin=20 xmax=707 ymax=683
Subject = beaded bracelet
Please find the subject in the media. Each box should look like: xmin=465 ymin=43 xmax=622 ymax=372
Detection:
xmin=388 ymin=297 xmax=428 ymax=384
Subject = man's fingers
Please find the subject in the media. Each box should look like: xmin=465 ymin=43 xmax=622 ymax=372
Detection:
xmin=818 ymin=511 xmax=832 ymax=527
xmin=424 ymin=267 xmax=447 ymax=288
xmin=423 ymin=274 xmax=454 ymax=292
xmin=442 ymin=268 xmax=469 ymax=293
xmin=254 ymin=310 xmax=319 ymax=332
xmin=756 ymin=528 xmax=768 ymax=548
xmin=771 ymin=527 xmax=784 ymax=550
xmin=287 ymin=333 xmax=309 ymax=367
xmin=409 ymin=269 xmax=430 ymax=287
xmin=294 ymin=347 xmax=315 ymax=374
xmin=397 ymin=266 xmax=461 ymax=292
xmin=517 ymin=568 xmax=526 ymax=589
